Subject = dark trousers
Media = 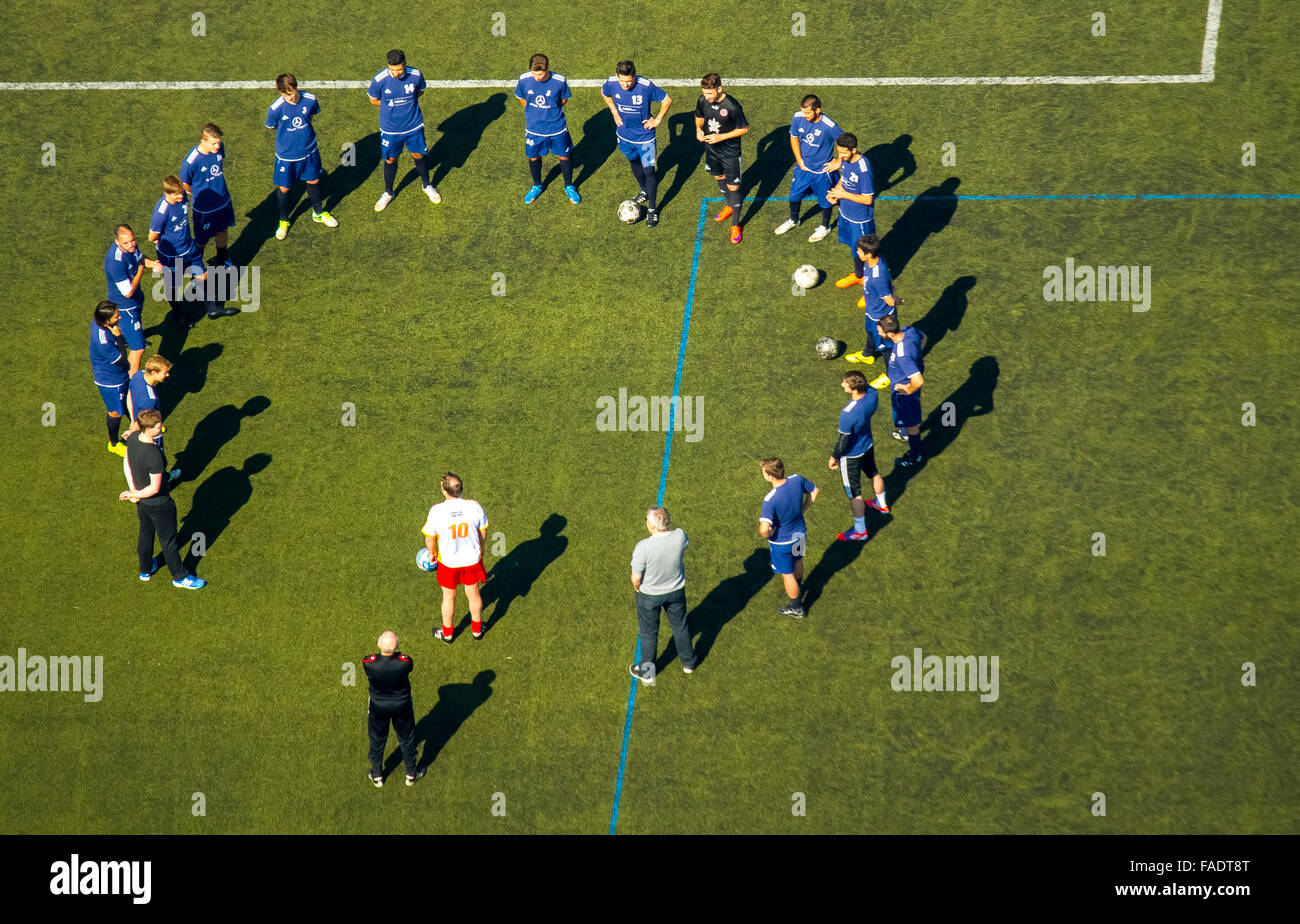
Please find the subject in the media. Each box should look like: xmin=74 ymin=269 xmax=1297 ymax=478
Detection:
xmin=136 ymin=497 xmax=185 ymax=579
xmin=635 ymin=586 xmax=696 ymax=670
xmin=368 ymin=699 xmax=419 ymax=776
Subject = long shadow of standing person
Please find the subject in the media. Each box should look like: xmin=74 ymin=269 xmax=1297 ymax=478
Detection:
xmin=384 ymin=669 xmax=494 ymax=776
xmin=800 ymin=534 xmax=871 ymax=614
xmin=864 ymin=134 xmax=917 ymax=193
xmin=678 ymin=549 xmax=772 ymax=668
xmin=173 ymin=395 xmax=271 ymax=484
xmin=915 ymin=276 xmax=976 ymax=357
xmin=158 ymin=342 xmax=223 ymax=420
xmin=739 ymin=124 xmax=795 ymax=226
xmin=426 ymin=94 xmax=508 ymax=191
xmin=319 ymin=131 xmax=383 ymax=215
xmin=880 ymin=177 xmax=961 ymax=280
xmin=477 ymin=514 xmax=568 ymax=637
xmin=570 ymin=105 xmax=617 ymax=191
xmin=655 ymin=112 xmax=705 ymax=214
xmin=180 ymin=452 xmax=272 ymax=573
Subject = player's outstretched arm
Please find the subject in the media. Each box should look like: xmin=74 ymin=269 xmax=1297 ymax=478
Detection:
xmin=648 ymin=95 xmax=673 ymax=128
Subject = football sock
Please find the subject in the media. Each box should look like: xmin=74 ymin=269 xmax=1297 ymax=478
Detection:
xmin=106 ymin=414 xmax=122 ymax=445
xmin=275 ymin=188 xmax=289 ymax=220
xmin=442 ymin=625 xmax=453 ymax=639
xmin=876 ymin=492 xmax=888 ymax=508
xmin=851 ymin=497 xmax=866 ymax=518
xmin=471 ymin=619 xmax=482 ymax=634
xmin=629 ymin=159 xmax=647 ymax=189
xmin=560 ymin=157 xmax=573 ymax=187
xmin=789 ymin=199 xmax=800 ymax=223
xmin=306 ymin=183 xmax=323 ymax=212
xmin=854 ymin=516 xmax=867 ymax=533
xmin=715 ymin=177 xmax=730 ymax=195
xmin=528 ymin=157 xmax=542 ymax=185
xmin=414 ymin=157 xmax=430 ymax=187
xmin=854 ymin=255 xmax=865 ymax=277
xmin=215 ymin=245 xmax=228 ymax=263
xmin=907 ymin=433 xmax=922 ymax=457
xmin=727 ymin=187 xmax=742 ymax=212
xmin=382 ymin=160 xmax=398 ymax=195
xmin=644 ymin=170 xmax=658 ymax=210
xmin=821 ymin=206 xmax=833 ymax=227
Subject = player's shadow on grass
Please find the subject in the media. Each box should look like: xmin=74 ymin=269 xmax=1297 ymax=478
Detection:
xmin=739 ymin=124 xmax=796 ymax=227
xmin=180 ymin=453 xmax=271 ymax=573
xmin=915 ymin=275 xmax=976 ymax=357
xmin=157 ymin=342 xmax=223 ymax=421
xmin=426 ymin=95 xmax=508 ymax=191
xmin=664 ymin=549 xmax=771 ymax=669
xmin=475 ymin=513 xmax=567 ymax=637
xmin=800 ymin=535 xmax=870 ymax=614
xmin=385 ymin=670 xmax=495 ymax=776
xmin=173 ymin=395 xmax=271 ymax=484
xmin=656 ymin=113 xmax=705 ymax=215
xmin=864 ymin=134 xmax=917 ymax=194
xmin=570 ymin=106 xmax=617 ymax=191
xmin=319 ymin=131 xmax=382 ymax=216
xmin=880 ymin=177 xmax=961 ymax=280
xmin=883 ymin=356 xmax=1000 ymax=510
xmin=233 ymin=189 xmax=290 ymax=268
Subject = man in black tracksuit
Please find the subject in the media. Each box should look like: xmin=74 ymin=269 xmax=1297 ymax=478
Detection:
xmin=363 ymin=631 xmax=425 ymax=787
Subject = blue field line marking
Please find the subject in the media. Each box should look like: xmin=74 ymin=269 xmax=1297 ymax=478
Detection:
xmin=703 ymin=193 xmax=1299 ymax=203
xmin=609 ymin=196 xmax=710 ymax=836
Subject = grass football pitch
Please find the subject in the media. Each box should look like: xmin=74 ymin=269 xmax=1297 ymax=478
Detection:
xmin=0 ymin=0 xmax=1296 ymax=834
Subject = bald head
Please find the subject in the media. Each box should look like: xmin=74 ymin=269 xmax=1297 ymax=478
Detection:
xmin=377 ymin=631 xmax=398 ymax=654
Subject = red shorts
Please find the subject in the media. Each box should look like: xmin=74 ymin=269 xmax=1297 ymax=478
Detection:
xmin=436 ymin=560 xmax=487 ymax=589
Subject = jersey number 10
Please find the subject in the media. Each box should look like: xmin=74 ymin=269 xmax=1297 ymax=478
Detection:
xmin=447 ymin=522 xmax=470 ymax=539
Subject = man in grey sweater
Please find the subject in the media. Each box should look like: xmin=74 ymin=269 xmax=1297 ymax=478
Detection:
xmin=629 ymin=506 xmax=697 ymax=685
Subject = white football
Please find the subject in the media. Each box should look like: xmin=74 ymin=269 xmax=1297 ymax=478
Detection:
xmin=618 ymin=200 xmax=642 ymax=223
xmin=815 ymin=337 xmax=840 ymax=359
xmin=416 ymin=547 xmax=437 ymax=572
xmin=793 ymin=264 xmax=820 ymax=289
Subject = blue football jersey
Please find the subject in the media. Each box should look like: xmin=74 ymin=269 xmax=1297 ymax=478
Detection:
xmin=515 ymin=72 xmax=571 ymax=135
xmin=179 ymin=142 xmax=232 ymax=212
xmin=150 ymin=195 xmax=195 ymax=259
xmin=886 ymin=327 xmax=926 ymax=389
xmin=601 ymin=76 xmax=667 ymax=145
xmin=760 ymin=474 xmax=816 ymax=543
xmin=861 ymin=256 xmax=896 ymax=321
xmin=266 ymin=92 xmax=320 ymax=160
xmin=790 ymin=112 xmax=840 ymax=172
xmin=838 ymin=154 xmax=875 ymax=223
xmin=104 ymin=243 xmax=145 ymax=309
xmin=128 ymin=370 xmax=160 ymax=421
xmin=368 ymin=66 xmax=426 ymax=135
xmin=89 ymin=320 xmax=128 ymax=383
xmin=838 ymin=391 xmax=879 ymax=457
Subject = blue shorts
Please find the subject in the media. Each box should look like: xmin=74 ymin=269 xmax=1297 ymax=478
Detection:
xmin=892 ymin=390 xmax=923 ymax=428
xmin=790 ymin=167 xmax=838 ymax=208
xmin=526 ymin=130 xmax=572 ymax=158
xmin=96 ymin=379 xmax=128 ymax=414
xmin=381 ymin=128 xmax=427 ymax=158
xmin=618 ymin=138 xmax=657 ymax=168
xmin=192 ymin=200 xmax=235 ymax=247
xmin=768 ymin=533 xmax=806 ymax=575
xmin=274 ymin=149 xmax=323 ymax=187
xmin=116 ymin=307 xmax=145 ymax=351
xmin=838 ymin=214 xmax=876 ymax=248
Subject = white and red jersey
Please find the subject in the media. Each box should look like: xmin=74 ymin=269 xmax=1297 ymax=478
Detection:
xmin=422 ymin=498 xmax=489 ymax=567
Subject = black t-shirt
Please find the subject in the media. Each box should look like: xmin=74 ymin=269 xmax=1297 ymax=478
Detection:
xmin=125 ymin=431 xmax=169 ymax=502
xmin=694 ymin=94 xmax=748 ymax=156
xmin=363 ymin=652 xmax=414 ymax=707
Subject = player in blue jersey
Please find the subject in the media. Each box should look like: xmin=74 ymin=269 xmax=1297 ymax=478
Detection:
xmin=179 ymin=123 xmax=236 ymax=267
xmin=89 ymin=301 xmax=131 ymax=457
xmin=759 ymin=458 xmax=819 ymax=618
xmin=879 ymin=315 xmax=927 ymax=468
xmin=267 ymin=73 xmax=338 ymax=239
xmin=369 ymin=49 xmax=441 ymax=211
xmin=774 ymin=95 xmax=840 ymax=243
xmin=828 ymin=370 xmax=890 ymax=541
xmin=826 ymin=133 xmax=877 ymax=289
xmin=149 ymin=176 xmax=238 ymax=325
xmin=601 ymin=60 xmax=673 ymax=227
xmin=124 ymin=355 xmax=182 ymax=485
xmin=103 ymin=224 xmax=162 ymax=377
xmin=516 ymin=53 xmax=578 ymax=205
xmin=846 ymin=234 xmax=898 ymax=364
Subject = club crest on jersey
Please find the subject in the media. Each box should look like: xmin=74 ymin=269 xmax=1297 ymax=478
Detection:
xmin=719 ymin=109 xmax=728 ymax=117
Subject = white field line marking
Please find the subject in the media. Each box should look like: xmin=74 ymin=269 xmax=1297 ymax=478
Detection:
xmin=0 ymin=2 xmax=1222 ymax=91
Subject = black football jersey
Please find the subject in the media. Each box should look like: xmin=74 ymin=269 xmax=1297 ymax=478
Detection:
xmin=694 ymin=94 xmax=748 ymax=156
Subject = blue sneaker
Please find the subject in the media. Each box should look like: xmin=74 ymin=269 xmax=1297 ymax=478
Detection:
xmin=172 ymin=574 xmax=206 ymax=590
xmin=564 ymin=185 xmax=581 ymax=205
xmin=524 ymin=185 xmax=543 ymax=204
xmin=138 ymin=556 xmax=161 ymax=582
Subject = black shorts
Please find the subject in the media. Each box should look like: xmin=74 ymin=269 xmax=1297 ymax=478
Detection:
xmin=839 ymin=448 xmax=878 ymax=499
xmin=705 ymin=148 xmax=742 ymax=185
